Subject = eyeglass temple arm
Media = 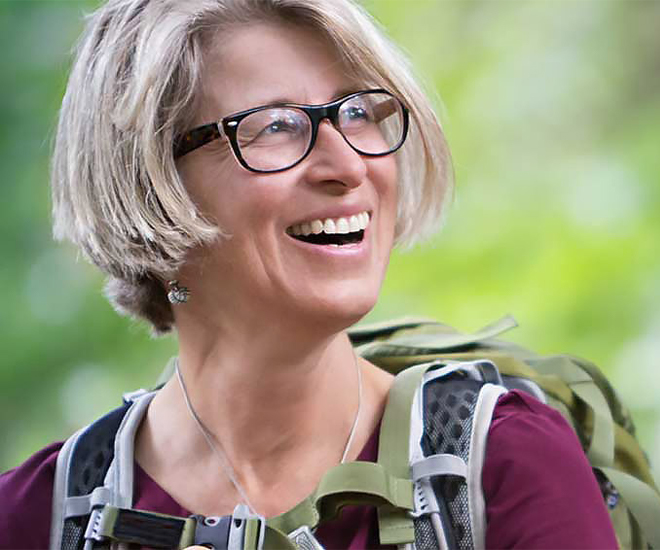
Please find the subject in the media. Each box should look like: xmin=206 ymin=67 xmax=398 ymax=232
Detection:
xmin=174 ymin=123 xmax=224 ymax=159
xmin=372 ymin=98 xmax=401 ymax=124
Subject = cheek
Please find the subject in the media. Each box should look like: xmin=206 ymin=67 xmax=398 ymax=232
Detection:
xmin=179 ymin=156 xmax=289 ymax=231
xmin=375 ymin=153 xmax=397 ymax=192
xmin=178 ymin=155 xmax=238 ymax=222
xmin=371 ymin=155 xmax=398 ymax=221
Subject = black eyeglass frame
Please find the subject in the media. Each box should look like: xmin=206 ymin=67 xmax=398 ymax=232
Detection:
xmin=173 ymin=88 xmax=409 ymax=173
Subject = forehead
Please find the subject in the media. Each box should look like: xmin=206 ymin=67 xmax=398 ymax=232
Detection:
xmin=198 ymin=22 xmax=358 ymax=119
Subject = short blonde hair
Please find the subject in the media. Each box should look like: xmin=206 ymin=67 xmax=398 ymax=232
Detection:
xmin=52 ymin=0 xmax=452 ymax=334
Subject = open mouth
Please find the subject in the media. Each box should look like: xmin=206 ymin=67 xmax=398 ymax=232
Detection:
xmin=287 ymin=211 xmax=369 ymax=247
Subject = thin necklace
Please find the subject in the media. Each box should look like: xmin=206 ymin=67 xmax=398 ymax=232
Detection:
xmin=175 ymin=352 xmax=363 ymax=516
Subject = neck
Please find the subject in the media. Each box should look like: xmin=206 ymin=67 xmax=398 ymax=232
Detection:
xmin=135 ymin=311 xmax=395 ymax=517
xmin=175 ymin=323 xmax=359 ymax=466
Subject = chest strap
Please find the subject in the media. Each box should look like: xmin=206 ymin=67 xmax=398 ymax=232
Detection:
xmin=84 ymin=504 xmax=283 ymax=550
xmin=81 ymin=460 xmax=413 ymax=550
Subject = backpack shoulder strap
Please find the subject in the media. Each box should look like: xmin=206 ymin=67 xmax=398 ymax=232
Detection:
xmin=50 ymin=403 xmax=130 ymax=550
xmin=50 ymin=391 xmax=155 ymax=550
xmin=377 ymin=362 xmax=430 ymax=546
xmin=377 ymin=359 xmax=507 ymax=550
xmin=416 ymin=362 xmax=506 ymax=550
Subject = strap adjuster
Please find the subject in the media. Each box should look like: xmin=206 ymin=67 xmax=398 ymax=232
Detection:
xmin=288 ymin=525 xmax=325 ymax=550
xmin=409 ymin=454 xmax=468 ymax=519
xmin=227 ymin=504 xmax=266 ymax=550
xmin=83 ymin=505 xmax=193 ymax=549
xmin=83 ymin=507 xmax=112 ymax=543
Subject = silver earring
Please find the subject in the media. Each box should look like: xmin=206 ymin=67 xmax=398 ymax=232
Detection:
xmin=167 ymin=280 xmax=189 ymax=304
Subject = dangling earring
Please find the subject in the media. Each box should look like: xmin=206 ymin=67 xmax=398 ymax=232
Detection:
xmin=167 ymin=280 xmax=190 ymax=304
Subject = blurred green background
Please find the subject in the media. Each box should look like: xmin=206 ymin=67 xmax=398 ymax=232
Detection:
xmin=1 ymin=0 xmax=658 ymax=483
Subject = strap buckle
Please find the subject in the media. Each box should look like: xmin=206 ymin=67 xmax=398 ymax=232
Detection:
xmin=227 ymin=504 xmax=266 ymax=550
xmin=191 ymin=515 xmax=232 ymax=549
xmin=288 ymin=525 xmax=325 ymax=550
xmin=83 ymin=507 xmax=114 ymax=544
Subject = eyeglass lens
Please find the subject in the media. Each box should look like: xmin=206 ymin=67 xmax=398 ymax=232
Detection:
xmin=235 ymin=92 xmax=405 ymax=172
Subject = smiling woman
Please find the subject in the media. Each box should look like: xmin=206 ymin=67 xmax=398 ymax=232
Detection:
xmin=0 ymin=0 xmax=627 ymax=549
xmin=172 ymin=23 xmax=404 ymax=333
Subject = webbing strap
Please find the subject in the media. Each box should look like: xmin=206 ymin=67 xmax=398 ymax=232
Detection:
xmin=268 ymin=497 xmax=318 ymax=535
xmin=268 ymin=461 xmax=413 ymax=535
xmin=532 ymin=356 xmax=615 ymax=467
xmin=83 ymin=505 xmax=295 ymax=550
xmin=263 ymin=526 xmax=298 ymax=550
xmin=377 ymin=362 xmax=430 ymax=545
xmin=599 ymin=467 xmax=660 ymax=548
xmin=243 ymin=518 xmax=264 ymax=550
xmin=355 ymin=315 xmax=518 ymax=359
xmin=315 ymin=461 xmax=413 ymax=516
xmin=572 ymin=381 xmax=614 ymax=467
xmin=379 ymin=363 xmax=430 ymax=479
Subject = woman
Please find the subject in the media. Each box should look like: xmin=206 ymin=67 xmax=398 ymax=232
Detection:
xmin=0 ymin=0 xmax=617 ymax=548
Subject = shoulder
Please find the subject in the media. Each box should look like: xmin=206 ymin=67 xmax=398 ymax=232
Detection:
xmin=483 ymin=390 xmax=617 ymax=548
xmin=488 ymin=388 xmax=578 ymax=453
xmin=0 ymin=441 xmax=63 ymax=549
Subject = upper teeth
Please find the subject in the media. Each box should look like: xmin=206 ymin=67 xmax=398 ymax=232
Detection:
xmin=288 ymin=211 xmax=370 ymax=236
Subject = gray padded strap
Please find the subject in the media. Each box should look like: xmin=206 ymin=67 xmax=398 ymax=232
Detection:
xmin=467 ymin=383 xmax=507 ymax=550
xmin=51 ymin=391 xmax=156 ymax=550
xmin=105 ymin=391 xmax=156 ymax=507
xmin=49 ymin=426 xmax=84 ymax=550
xmin=411 ymin=454 xmax=468 ymax=481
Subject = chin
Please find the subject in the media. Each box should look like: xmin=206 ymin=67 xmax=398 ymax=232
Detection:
xmin=298 ymin=286 xmax=380 ymax=335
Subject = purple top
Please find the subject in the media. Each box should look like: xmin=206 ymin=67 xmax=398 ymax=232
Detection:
xmin=0 ymin=390 xmax=617 ymax=549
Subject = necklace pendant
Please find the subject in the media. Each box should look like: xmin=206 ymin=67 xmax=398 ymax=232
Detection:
xmin=288 ymin=525 xmax=325 ymax=550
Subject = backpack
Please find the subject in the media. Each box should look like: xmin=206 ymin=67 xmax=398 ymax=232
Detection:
xmin=50 ymin=316 xmax=660 ymax=549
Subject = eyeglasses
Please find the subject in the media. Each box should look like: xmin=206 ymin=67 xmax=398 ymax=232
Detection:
xmin=174 ymin=89 xmax=409 ymax=173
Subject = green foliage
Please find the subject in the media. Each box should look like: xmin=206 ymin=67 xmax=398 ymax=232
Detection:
xmin=1 ymin=0 xmax=658 ymax=484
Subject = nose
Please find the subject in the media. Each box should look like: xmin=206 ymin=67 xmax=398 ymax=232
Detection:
xmin=303 ymin=120 xmax=367 ymax=189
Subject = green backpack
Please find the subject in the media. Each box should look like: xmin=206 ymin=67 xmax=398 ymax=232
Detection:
xmin=50 ymin=316 xmax=660 ymax=549
xmin=351 ymin=315 xmax=660 ymax=548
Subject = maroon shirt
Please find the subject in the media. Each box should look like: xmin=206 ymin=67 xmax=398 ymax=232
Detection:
xmin=0 ymin=391 xmax=617 ymax=549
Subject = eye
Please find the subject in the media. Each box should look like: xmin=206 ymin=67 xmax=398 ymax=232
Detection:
xmin=345 ymin=105 xmax=370 ymax=121
xmin=339 ymin=99 xmax=375 ymax=129
xmin=238 ymin=109 xmax=308 ymax=147
xmin=263 ymin=117 xmax=299 ymax=135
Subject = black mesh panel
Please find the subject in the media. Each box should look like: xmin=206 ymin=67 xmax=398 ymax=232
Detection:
xmin=414 ymin=516 xmax=440 ymax=550
xmin=68 ymin=404 xmax=130 ymax=497
xmin=61 ymin=518 xmax=85 ymax=550
xmin=421 ymin=374 xmax=482 ymax=550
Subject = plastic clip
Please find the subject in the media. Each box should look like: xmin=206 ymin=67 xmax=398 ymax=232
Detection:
xmin=227 ymin=504 xmax=266 ymax=550
xmin=288 ymin=525 xmax=325 ymax=550
xmin=192 ymin=515 xmax=232 ymax=549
